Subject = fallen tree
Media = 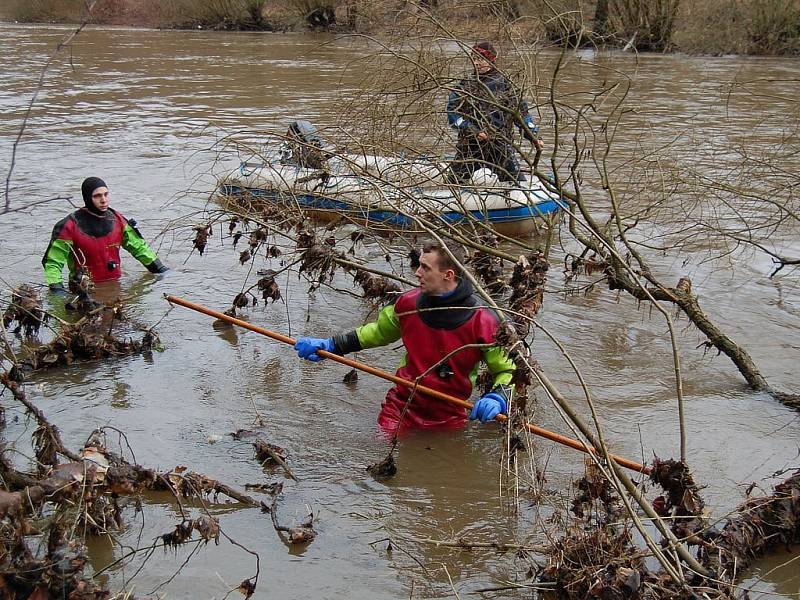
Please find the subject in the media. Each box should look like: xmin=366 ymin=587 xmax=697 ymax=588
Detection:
xmin=0 ymin=370 xmax=272 ymax=599
xmin=538 ymin=460 xmax=800 ymax=599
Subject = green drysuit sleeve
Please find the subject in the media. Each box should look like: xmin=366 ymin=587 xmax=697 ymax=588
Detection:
xmin=122 ymin=223 xmax=158 ymax=267
xmin=355 ymin=304 xmax=402 ymax=349
xmin=356 ymin=302 xmax=514 ymax=391
xmin=481 ymin=345 xmax=515 ymax=389
xmin=43 ymin=239 xmax=73 ymax=286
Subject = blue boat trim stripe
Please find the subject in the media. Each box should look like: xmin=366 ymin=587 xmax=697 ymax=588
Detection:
xmin=219 ymin=185 xmax=562 ymax=226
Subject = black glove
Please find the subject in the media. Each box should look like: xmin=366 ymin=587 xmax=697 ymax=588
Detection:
xmin=48 ymin=283 xmax=68 ymax=297
xmin=146 ymin=259 xmax=169 ymax=274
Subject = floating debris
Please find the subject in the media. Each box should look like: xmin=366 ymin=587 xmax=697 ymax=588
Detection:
xmin=17 ymin=310 xmax=159 ymax=372
xmin=244 ymin=482 xmax=284 ymax=495
xmin=2 ymin=284 xmax=46 ymax=337
xmin=367 ymin=454 xmax=397 ymax=479
xmin=352 ymin=270 xmax=401 ymax=305
xmin=193 ymin=224 xmax=213 ymax=255
xmin=469 ymin=234 xmax=509 ymax=297
xmin=648 ymin=457 xmax=706 ymax=541
xmin=162 ymin=516 xmax=221 ymax=548
xmin=266 ymin=489 xmax=317 ymax=546
xmin=253 ymin=439 xmax=297 ymax=481
xmin=571 ymin=460 xmax=622 ymax=523
xmin=253 ymin=439 xmax=288 ymax=465
xmin=508 ymin=252 xmax=548 ymax=336
xmin=711 ymin=469 xmax=800 ymax=574
xmin=257 ymin=274 xmax=281 ymax=303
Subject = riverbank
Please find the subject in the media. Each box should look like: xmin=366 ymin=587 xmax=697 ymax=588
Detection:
xmin=1 ymin=0 xmax=798 ymax=55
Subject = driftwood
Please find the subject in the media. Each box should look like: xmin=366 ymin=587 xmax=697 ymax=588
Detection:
xmin=549 ymin=173 xmax=799 ymax=410
xmin=711 ymin=469 xmax=800 ymax=575
xmin=0 ymin=372 xmax=262 ymax=599
xmin=15 ymin=311 xmax=159 ymax=373
xmin=538 ymin=464 xmax=800 ymax=599
xmin=252 ymin=438 xmax=298 ymax=482
xmin=152 ymin=466 xmax=260 ymax=507
xmin=0 ymin=372 xmax=80 ymax=463
xmin=264 ymin=484 xmax=317 ymax=545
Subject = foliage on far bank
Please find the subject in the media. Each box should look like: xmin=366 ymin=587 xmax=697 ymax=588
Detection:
xmin=0 ymin=0 xmax=351 ymax=32
xmin=673 ymin=0 xmax=800 ymax=55
xmin=1 ymin=0 xmax=798 ymax=55
xmin=1 ymin=0 xmax=273 ymax=31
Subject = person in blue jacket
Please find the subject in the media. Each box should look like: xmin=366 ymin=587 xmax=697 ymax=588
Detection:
xmin=446 ymin=41 xmax=543 ymax=184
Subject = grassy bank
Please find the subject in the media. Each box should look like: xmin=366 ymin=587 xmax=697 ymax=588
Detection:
xmin=0 ymin=0 xmax=289 ymax=30
xmin=1 ymin=0 xmax=798 ymax=55
xmin=674 ymin=0 xmax=800 ymax=54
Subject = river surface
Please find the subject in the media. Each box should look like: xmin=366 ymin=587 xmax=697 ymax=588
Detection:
xmin=1 ymin=24 xmax=799 ymax=599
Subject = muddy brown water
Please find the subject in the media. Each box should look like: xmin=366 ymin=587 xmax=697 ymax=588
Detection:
xmin=1 ymin=24 xmax=799 ymax=599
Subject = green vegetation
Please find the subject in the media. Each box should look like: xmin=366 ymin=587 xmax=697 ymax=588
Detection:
xmin=1 ymin=0 xmax=798 ymax=55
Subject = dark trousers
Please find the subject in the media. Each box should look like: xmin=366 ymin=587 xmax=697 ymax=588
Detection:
xmin=448 ymin=136 xmax=522 ymax=184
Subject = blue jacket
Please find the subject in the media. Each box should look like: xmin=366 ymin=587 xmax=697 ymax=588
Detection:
xmin=447 ymin=69 xmax=538 ymax=141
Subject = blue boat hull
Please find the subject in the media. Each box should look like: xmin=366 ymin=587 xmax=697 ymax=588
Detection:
xmin=219 ymin=184 xmax=562 ymax=236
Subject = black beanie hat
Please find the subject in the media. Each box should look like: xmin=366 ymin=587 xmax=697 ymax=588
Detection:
xmin=81 ymin=177 xmax=107 ymax=211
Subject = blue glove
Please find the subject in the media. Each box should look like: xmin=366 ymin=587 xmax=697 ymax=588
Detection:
xmin=295 ymin=337 xmax=335 ymax=362
xmin=469 ymin=392 xmax=507 ymax=423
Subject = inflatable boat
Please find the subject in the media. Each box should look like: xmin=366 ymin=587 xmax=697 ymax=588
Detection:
xmin=216 ymin=153 xmax=563 ymax=236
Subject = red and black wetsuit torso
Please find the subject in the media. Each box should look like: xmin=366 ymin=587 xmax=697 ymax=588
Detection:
xmin=49 ymin=208 xmax=127 ymax=282
xmin=378 ymin=281 xmax=503 ymax=431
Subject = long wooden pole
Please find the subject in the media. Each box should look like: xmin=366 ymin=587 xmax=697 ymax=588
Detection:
xmin=165 ymin=295 xmax=650 ymax=474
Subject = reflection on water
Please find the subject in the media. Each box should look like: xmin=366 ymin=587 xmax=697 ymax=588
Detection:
xmin=744 ymin=550 xmax=800 ymax=598
xmin=0 ymin=23 xmax=798 ymax=599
